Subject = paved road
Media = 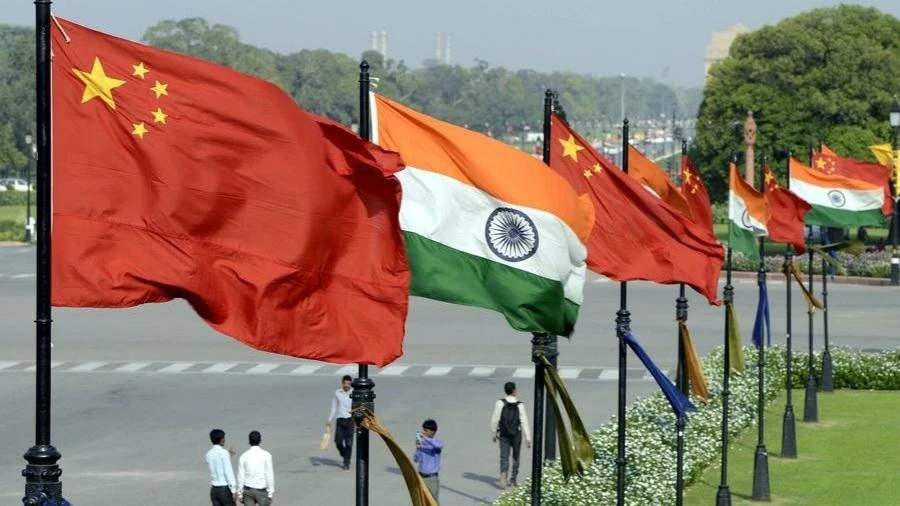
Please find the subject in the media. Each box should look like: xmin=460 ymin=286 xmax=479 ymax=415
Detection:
xmin=2 ymin=245 xmax=898 ymax=505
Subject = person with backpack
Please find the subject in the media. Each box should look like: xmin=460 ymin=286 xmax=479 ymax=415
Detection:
xmin=490 ymin=381 xmax=531 ymax=489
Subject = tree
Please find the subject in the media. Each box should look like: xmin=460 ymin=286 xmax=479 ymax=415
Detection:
xmin=692 ymin=5 xmax=900 ymax=201
xmin=0 ymin=25 xmax=34 ymax=176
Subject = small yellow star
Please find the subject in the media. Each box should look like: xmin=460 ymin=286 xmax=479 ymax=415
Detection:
xmin=132 ymin=122 xmax=149 ymax=139
xmin=583 ymin=169 xmax=593 ymax=178
xmin=764 ymin=170 xmax=776 ymax=186
xmin=132 ymin=62 xmax=149 ymax=79
xmin=690 ymin=185 xmax=698 ymax=194
xmin=151 ymin=80 xmax=168 ymax=98
xmin=151 ymin=107 xmax=168 ymax=124
xmin=592 ymin=163 xmax=603 ymax=174
xmin=558 ymin=135 xmax=584 ymax=162
xmin=73 ymin=57 xmax=126 ymax=110
xmin=815 ymin=158 xmax=826 ymax=170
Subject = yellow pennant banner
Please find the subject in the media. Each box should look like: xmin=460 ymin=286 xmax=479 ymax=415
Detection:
xmin=538 ymin=354 xmax=594 ymax=481
xmin=678 ymin=321 xmax=709 ymax=401
xmin=726 ymin=304 xmax=745 ymax=373
xmin=782 ymin=261 xmax=824 ymax=313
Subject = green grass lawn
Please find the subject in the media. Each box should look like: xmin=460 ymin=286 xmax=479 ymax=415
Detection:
xmin=0 ymin=205 xmax=34 ymax=223
xmin=685 ymin=390 xmax=900 ymax=506
xmin=712 ymin=224 xmax=889 ymax=250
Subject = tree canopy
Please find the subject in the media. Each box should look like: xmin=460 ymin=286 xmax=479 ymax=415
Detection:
xmin=0 ymin=18 xmax=699 ymax=176
xmin=692 ymin=5 xmax=900 ymax=200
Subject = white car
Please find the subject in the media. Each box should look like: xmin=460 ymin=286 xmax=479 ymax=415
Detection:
xmin=0 ymin=178 xmax=29 ymax=191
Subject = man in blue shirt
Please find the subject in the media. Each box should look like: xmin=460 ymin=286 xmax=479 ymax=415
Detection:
xmin=414 ymin=419 xmax=444 ymax=504
xmin=205 ymin=428 xmax=237 ymax=505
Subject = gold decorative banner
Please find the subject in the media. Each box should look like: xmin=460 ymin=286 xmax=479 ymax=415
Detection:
xmin=727 ymin=304 xmax=745 ymax=373
xmin=538 ymin=354 xmax=594 ymax=480
xmin=678 ymin=321 xmax=709 ymax=401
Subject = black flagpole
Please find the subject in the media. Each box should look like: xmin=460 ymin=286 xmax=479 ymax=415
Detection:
xmin=751 ymin=155 xmax=771 ymax=501
xmin=781 ymin=153 xmax=798 ymax=458
xmin=716 ymin=155 xmax=736 ymax=506
xmin=23 ymin=2 xmax=66 ymax=505
xmin=528 ymin=89 xmax=556 ymax=506
xmin=803 ymin=149 xmax=818 ymax=423
xmin=675 ymin=139 xmax=690 ymax=506
xmin=820 ymin=253 xmax=833 ymax=392
xmin=352 ymin=61 xmax=376 ymax=506
xmin=615 ymin=118 xmax=631 ymax=506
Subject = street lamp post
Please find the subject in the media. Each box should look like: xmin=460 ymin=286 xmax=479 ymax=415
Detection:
xmin=889 ymin=103 xmax=900 ymax=286
xmin=24 ymin=134 xmax=34 ymax=243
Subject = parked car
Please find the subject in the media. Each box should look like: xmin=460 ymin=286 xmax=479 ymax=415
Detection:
xmin=0 ymin=178 xmax=29 ymax=191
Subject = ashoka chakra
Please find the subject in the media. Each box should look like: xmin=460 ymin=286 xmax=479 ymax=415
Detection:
xmin=827 ymin=190 xmax=846 ymax=208
xmin=740 ymin=209 xmax=753 ymax=229
xmin=484 ymin=207 xmax=539 ymax=262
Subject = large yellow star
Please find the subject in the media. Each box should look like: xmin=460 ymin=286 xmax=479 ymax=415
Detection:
xmin=558 ymin=135 xmax=584 ymax=162
xmin=73 ymin=57 xmax=126 ymax=110
xmin=151 ymin=107 xmax=168 ymax=124
xmin=132 ymin=122 xmax=148 ymax=139
xmin=132 ymin=62 xmax=149 ymax=79
xmin=682 ymin=169 xmax=693 ymax=185
xmin=151 ymin=80 xmax=169 ymax=99
xmin=815 ymin=158 xmax=826 ymax=170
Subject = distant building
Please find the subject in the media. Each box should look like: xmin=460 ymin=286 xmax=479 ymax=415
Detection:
xmin=371 ymin=31 xmax=387 ymax=59
xmin=424 ymin=32 xmax=451 ymax=67
xmin=704 ymin=23 xmax=751 ymax=81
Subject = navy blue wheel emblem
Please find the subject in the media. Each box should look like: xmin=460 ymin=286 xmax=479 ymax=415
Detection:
xmin=740 ymin=209 xmax=753 ymax=229
xmin=485 ymin=207 xmax=539 ymax=262
xmin=827 ymin=190 xmax=846 ymax=208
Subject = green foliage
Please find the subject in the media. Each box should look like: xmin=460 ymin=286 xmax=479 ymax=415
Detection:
xmin=711 ymin=202 xmax=728 ymax=225
xmin=0 ymin=24 xmax=34 ymax=176
xmin=692 ymin=5 xmax=900 ymax=201
xmin=792 ymin=347 xmax=900 ymax=390
xmin=0 ymin=192 xmax=29 ymax=206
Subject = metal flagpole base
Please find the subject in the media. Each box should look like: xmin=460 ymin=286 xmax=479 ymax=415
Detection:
xmin=780 ymin=406 xmax=797 ymax=458
xmin=751 ymin=445 xmax=771 ymax=501
xmin=821 ymin=350 xmax=833 ymax=392
xmin=22 ymin=444 xmax=64 ymax=505
xmin=715 ymin=485 xmax=732 ymax=506
xmin=803 ymin=375 xmax=818 ymax=422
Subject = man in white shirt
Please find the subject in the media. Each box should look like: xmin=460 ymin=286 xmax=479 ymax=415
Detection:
xmin=237 ymin=431 xmax=274 ymax=506
xmin=490 ymin=381 xmax=531 ymax=489
xmin=326 ymin=374 xmax=354 ymax=470
xmin=205 ymin=429 xmax=237 ymax=506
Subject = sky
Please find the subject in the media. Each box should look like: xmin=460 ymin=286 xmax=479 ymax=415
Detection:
xmin=4 ymin=0 xmax=899 ymax=87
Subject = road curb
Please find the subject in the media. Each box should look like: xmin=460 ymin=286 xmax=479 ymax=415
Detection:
xmin=0 ymin=241 xmax=29 ymax=247
xmin=726 ymin=270 xmax=893 ymax=287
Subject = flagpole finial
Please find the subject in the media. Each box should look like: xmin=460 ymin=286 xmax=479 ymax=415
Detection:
xmin=360 ymin=60 xmax=369 ymax=72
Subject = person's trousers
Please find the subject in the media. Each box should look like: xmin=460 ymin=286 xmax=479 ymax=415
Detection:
xmin=335 ymin=417 xmax=355 ymax=465
xmin=421 ymin=474 xmax=440 ymax=504
xmin=210 ymin=485 xmax=235 ymax=506
xmin=498 ymin=433 xmax=522 ymax=479
xmin=241 ymin=487 xmax=271 ymax=506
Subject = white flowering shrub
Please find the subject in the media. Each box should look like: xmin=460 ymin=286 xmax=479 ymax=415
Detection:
xmin=790 ymin=346 xmax=900 ymax=390
xmin=495 ymin=345 xmax=786 ymax=506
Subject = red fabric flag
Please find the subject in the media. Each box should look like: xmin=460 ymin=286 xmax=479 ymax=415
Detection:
xmin=680 ymin=155 xmax=716 ymax=234
xmin=51 ymin=19 xmax=410 ymax=366
xmin=813 ymin=144 xmax=892 ymax=216
xmin=626 ymin=145 xmax=694 ymax=220
xmin=550 ymin=115 xmax=724 ymax=304
xmin=763 ymin=165 xmax=811 ymax=253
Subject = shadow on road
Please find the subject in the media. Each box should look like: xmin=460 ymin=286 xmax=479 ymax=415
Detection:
xmin=462 ymin=471 xmax=499 ymax=488
xmin=309 ymin=456 xmax=343 ymax=468
xmin=385 ymin=467 xmax=494 ymax=504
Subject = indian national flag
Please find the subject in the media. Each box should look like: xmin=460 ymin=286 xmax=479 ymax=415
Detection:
xmin=789 ymin=157 xmax=886 ymax=228
xmin=372 ymin=94 xmax=594 ymax=336
xmin=728 ymin=163 xmax=769 ymax=260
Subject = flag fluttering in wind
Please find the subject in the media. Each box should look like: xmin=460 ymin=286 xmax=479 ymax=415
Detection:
xmin=789 ymin=157 xmax=886 ymax=228
xmin=623 ymin=331 xmax=696 ymax=417
xmin=627 ymin=145 xmax=694 ymax=220
xmin=681 ymin=155 xmax=716 ymax=234
xmin=51 ymin=18 xmax=410 ymax=366
xmin=751 ymin=281 xmax=772 ymax=348
xmin=813 ymin=144 xmax=892 ymax=216
xmin=372 ymin=94 xmax=594 ymax=336
xmin=763 ymin=165 xmax=811 ymax=253
xmin=549 ymin=115 xmax=724 ymax=305
xmin=728 ymin=163 xmax=770 ymax=260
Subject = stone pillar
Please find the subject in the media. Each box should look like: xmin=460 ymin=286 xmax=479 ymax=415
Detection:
xmin=744 ymin=111 xmax=757 ymax=187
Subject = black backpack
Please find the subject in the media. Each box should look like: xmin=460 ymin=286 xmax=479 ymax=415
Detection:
xmin=498 ymin=400 xmax=521 ymax=438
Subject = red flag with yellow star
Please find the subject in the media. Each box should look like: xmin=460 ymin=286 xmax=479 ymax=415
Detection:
xmin=763 ymin=165 xmax=811 ymax=253
xmin=550 ymin=115 xmax=724 ymax=304
xmin=680 ymin=155 xmax=715 ymax=234
xmin=51 ymin=18 xmax=410 ymax=366
xmin=626 ymin=145 xmax=694 ymax=220
xmin=813 ymin=144 xmax=892 ymax=216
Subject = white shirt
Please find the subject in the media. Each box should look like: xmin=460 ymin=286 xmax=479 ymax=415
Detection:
xmin=237 ymin=446 xmax=274 ymax=498
xmin=491 ymin=395 xmax=532 ymax=442
xmin=205 ymin=445 xmax=236 ymax=492
xmin=328 ymin=387 xmax=352 ymax=421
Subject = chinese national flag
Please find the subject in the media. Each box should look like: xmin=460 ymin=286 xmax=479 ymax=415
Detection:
xmin=680 ymin=155 xmax=716 ymax=234
xmin=627 ymin=145 xmax=694 ymax=220
xmin=813 ymin=144 xmax=892 ymax=216
xmin=51 ymin=19 xmax=410 ymax=366
xmin=763 ymin=165 xmax=811 ymax=253
xmin=550 ymin=115 xmax=724 ymax=304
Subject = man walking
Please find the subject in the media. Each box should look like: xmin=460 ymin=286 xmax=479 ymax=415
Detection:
xmin=491 ymin=381 xmax=531 ymax=489
xmin=205 ymin=429 xmax=237 ymax=505
xmin=413 ymin=419 xmax=444 ymax=504
xmin=326 ymin=374 xmax=354 ymax=470
xmin=237 ymin=431 xmax=274 ymax=506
